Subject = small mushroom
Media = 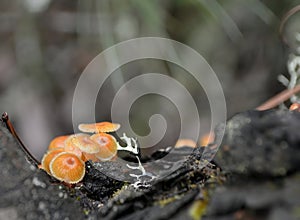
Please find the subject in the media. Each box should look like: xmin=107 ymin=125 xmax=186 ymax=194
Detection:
xmin=90 ymin=133 xmax=118 ymax=161
xmin=39 ymin=148 xmax=65 ymax=174
xmin=82 ymin=152 xmax=100 ymax=162
xmin=199 ymin=132 xmax=215 ymax=147
xmin=49 ymin=152 xmax=85 ymax=184
xmin=65 ymin=133 xmax=100 ymax=154
xmin=48 ymin=135 xmax=69 ymax=150
xmin=175 ymin=139 xmax=197 ymax=148
xmin=64 ymin=135 xmax=83 ymax=158
xmin=289 ymin=103 xmax=300 ymax=112
xmin=78 ymin=122 xmax=120 ymax=133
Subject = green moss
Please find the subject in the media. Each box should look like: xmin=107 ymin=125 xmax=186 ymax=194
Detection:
xmin=189 ymin=190 xmax=209 ymax=220
xmin=83 ymin=209 xmax=90 ymax=215
xmin=156 ymin=195 xmax=182 ymax=207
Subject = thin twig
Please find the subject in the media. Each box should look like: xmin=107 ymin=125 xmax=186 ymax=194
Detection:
xmin=256 ymin=84 xmax=300 ymax=110
xmin=1 ymin=112 xmax=40 ymax=167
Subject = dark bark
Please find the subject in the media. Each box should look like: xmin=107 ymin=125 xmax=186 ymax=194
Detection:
xmin=2 ymin=109 xmax=300 ymax=220
xmin=0 ymin=125 xmax=85 ymax=220
xmin=206 ymin=109 xmax=300 ymax=220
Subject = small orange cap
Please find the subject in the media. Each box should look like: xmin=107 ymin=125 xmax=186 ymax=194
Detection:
xmin=65 ymin=133 xmax=100 ymax=154
xmin=48 ymin=135 xmax=69 ymax=150
xmin=78 ymin=122 xmax=120 ymax=133
xmin=64 ymin=140 xmax=83 ymax=159
xmin=289 ymin=103 xmax=300 ymax=112
xmin=40 ymin=148 xmax=64 ymax=174
xmin=49 ymin=152 xmax=85 ymax=184
xmin=90 ymin=133 xmax=118 ymax=161
xmin=82 ymin=152 xmax=100 ymax=162
xmin=175 ymin=139 xmax=197 ymax=148
xmin=200 ymin=132 xmax=215 ymax=147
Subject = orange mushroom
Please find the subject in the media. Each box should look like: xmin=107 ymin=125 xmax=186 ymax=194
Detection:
xmin=65 ymin=133 xmax=100 ymax=154
xmin=64 ymin=142 xmax=83 ymax=159
xmin=39 ymin=148 xmax=65 ymax=174
xmin=289 ymin=103 xmax=300 ymax=112
xmin=82 ymin=152 xmax=99 ymax=162
xmin=199 ymin=132 xmax=215 ymax=147
xmin=48 ymin=135 xmax=69 ymax=150
xmin=78 ymin=122 xmax=120 ymax=133
xmin=49 ymin=152 xmax=85 ymax=184
xmin=90 ymin=133 xmax=118 ymax=161
xmin=175 ymin=139 xmax=197 ymax=148
xmin=64 ymin=135 xmax=85 ymax=158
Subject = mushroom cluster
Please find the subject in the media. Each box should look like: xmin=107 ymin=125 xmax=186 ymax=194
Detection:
xmin=39 ymin=122 xmax=120 ymax=184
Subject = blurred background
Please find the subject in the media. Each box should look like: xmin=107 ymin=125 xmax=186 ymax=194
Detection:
xmin=0 ymin=0 xmax=299 ymax=159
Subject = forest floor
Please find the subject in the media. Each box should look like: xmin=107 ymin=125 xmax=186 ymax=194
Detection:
xmin=0 ymin=108 xmax=300 ymax=220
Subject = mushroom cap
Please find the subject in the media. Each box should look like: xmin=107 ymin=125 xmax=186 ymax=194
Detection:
xmin=82 ymin=152 xmax=99 ymax=162
xmin=90 ymin=133 xmax=118 ymax=161
xmin=48 ymin=135 xmax=69 ymax=150
xmin=175 ymin=139 xmax=197 ymax=148
xmin=78 ymin=122 xmax=120 ymax=133
xmin=290 ymin=103 xmax=300 ymax=111
xmin=49 ymin=152 xmax=85 ymax=184
xmin=199 ymin=132 xmax=215 ymax=147
xmin=40 ymin=148 xmax=64 ymax=174
xmin=65 ymin=133 xmax=100 ymax=154
xmin=64 ymin=137 xmax=83 ymax=158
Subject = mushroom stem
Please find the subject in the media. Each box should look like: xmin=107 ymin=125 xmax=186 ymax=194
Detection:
xmin=1 ymin=112 xmax=40 ymax=167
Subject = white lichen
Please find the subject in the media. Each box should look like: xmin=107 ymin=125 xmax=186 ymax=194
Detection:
xmin=126 ymin=156 xmax=156 ymax=188
xmin=278 ymin=30 xmax=300 ymax=103
xmin=117 ymin=133 xmax=139 ymax=155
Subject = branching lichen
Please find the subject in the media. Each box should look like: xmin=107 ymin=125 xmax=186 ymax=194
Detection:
xmin=278 ymin=31 xmax=300 ymax=103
